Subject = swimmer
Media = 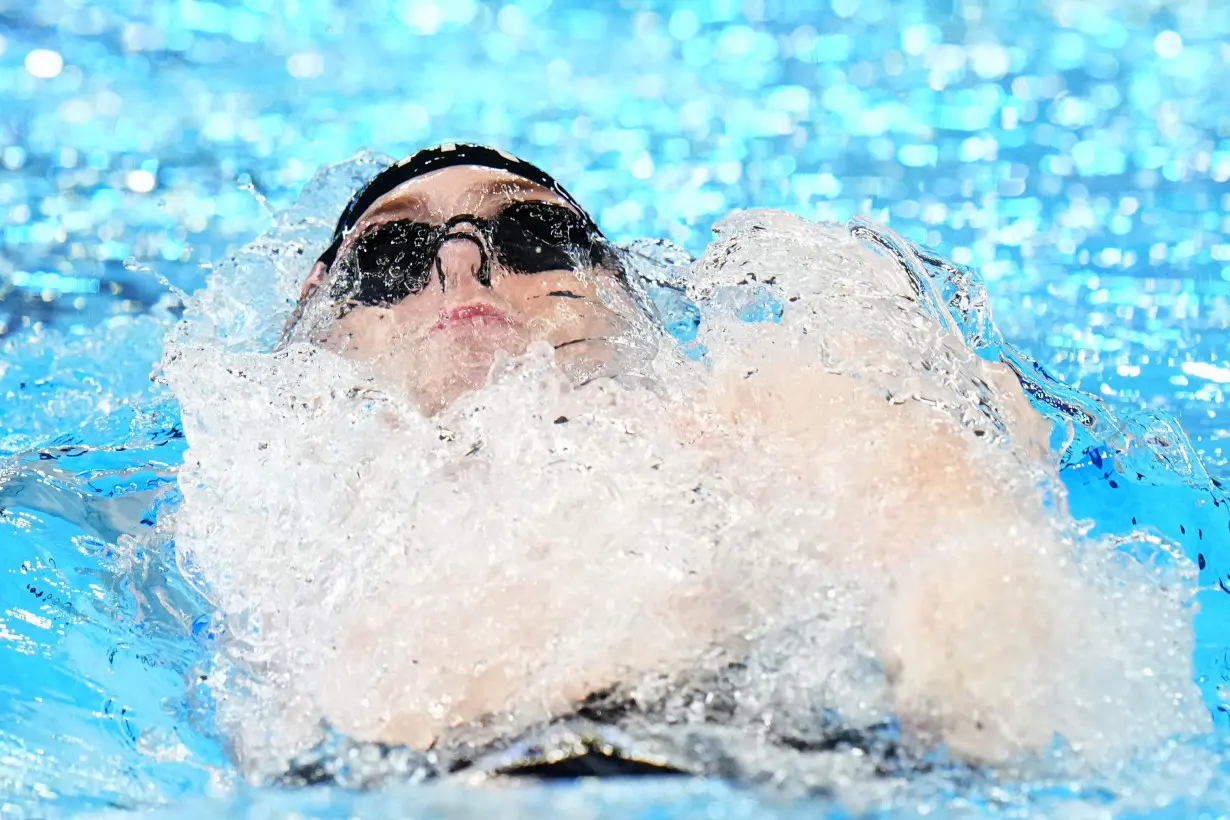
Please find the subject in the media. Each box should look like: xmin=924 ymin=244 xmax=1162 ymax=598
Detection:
xmin=276 ymin=144 xmax=708 ymax=776
xmin=219 ymin=144 xmax=1205 ymax=785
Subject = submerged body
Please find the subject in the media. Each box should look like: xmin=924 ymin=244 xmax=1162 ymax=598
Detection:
xmin=163 ymin=148 xmax=1208 ymax=789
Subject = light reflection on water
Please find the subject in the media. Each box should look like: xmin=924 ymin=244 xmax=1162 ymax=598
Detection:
xmin=1 ymin=1 xmax=1228 ymax=816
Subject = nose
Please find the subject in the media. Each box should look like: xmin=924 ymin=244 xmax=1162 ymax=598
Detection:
xmin=433 ymin=231 xmax=491 ymax=291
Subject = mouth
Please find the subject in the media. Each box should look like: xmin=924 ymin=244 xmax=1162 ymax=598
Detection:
xmin=433 ymin=303 xmax=514 ymax=331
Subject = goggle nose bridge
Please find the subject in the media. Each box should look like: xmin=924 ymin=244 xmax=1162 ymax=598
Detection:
xmin=431 ymin=220 xmax=493 ymax=289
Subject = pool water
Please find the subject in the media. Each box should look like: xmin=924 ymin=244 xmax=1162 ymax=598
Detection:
xmin=1 ymin=0 xmax=1228 ymax=816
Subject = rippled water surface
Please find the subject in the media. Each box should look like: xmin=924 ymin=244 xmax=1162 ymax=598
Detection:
xmin=2 ymin=1 xmax=1229 ymax=817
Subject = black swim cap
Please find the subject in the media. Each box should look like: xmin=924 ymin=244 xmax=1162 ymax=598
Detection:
xmin=317 ymin=143 xmax=602 ymax=271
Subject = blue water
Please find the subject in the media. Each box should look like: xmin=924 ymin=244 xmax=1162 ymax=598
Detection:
xmin=2 ymin=0 xmax=1229 ymax=816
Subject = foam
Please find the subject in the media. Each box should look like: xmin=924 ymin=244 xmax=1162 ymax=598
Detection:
xmin=160 ymin=165 xmax=1210 ymax=792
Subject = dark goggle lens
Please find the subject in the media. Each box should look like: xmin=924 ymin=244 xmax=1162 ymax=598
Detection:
xmin=332 ymin=221 xmax=436 ymax=305
xmin=492 ymin=201 xmax=597 ymax=274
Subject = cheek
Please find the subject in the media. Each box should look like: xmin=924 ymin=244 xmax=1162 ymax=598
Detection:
xmin=322 ymin=302 xmax=439 ymax=357
xmin=321 ymin=309 xmax=393 ymax=356
xmin=499 ymin=274 xmax=633 ymax=338
xmin=389 ymin=298 xmax=446 ymax=332
xmin=519 ymin=301 xmax=621 ymax=344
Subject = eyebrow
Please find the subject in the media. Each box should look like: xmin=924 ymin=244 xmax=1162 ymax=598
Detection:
xmin=357 ymin=191 xmax=428 ymax=224
xmin=473 ymin=176 xmax=556 ymax=199
xmin=356 ymin=175 xmax=568 ymax=225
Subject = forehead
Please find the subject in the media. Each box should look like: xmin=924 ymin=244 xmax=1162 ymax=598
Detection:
xmin=354 ymin=165 xmax=575 ymax=226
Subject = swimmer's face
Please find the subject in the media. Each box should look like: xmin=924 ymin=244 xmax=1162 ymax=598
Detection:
xmin=289 ymin=166 xmax=641 ymax=412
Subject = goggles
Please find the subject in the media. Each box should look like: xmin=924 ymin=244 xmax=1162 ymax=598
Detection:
xmin=329 ymin=200 xmax=616 ymax=306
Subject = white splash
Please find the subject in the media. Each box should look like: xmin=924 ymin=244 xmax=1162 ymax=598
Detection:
xmin=161 ymin=163 xmax=1210 ymax=792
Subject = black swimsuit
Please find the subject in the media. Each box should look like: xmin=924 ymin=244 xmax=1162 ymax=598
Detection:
xmin=276 ymin=673 xmax=914 ymax=790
